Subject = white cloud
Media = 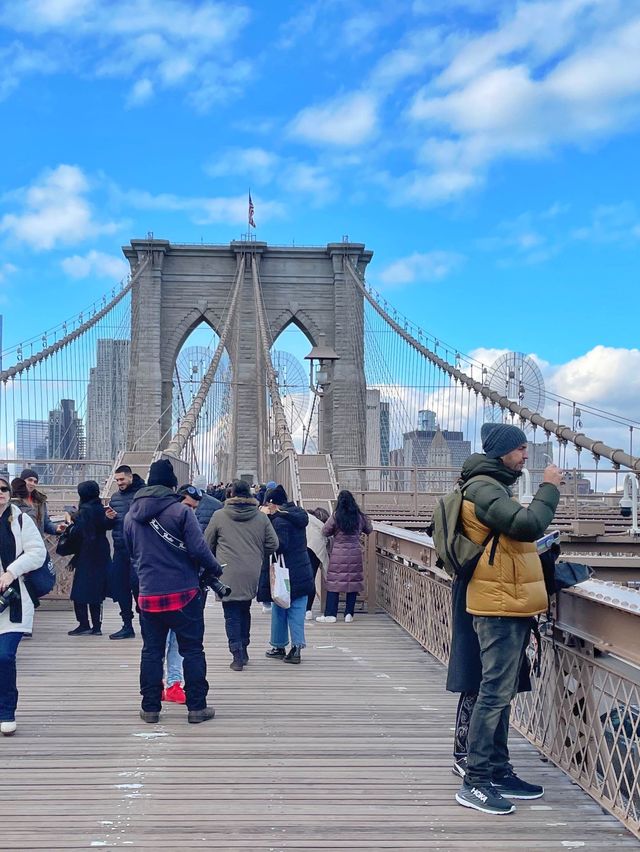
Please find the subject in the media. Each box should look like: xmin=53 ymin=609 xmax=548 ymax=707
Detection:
xmin=400 ymin=3 xmax=640 ymax=203
xmin=547 ymin=346 xmax=640 ymax=418
xmin=205 ymin=147 xmax=281 ymax=183
xmin=0 ymin=0 xmax=252 ymax=110
xmin=288 ymin=92 xmax=378 ymax=147
xmin=378 ymin=250 xmax=464 ymax=286
xmin=0 ymin=164 xmax=119 ymax=250
xmin=126 ymin=77 xmax=154 ymax=107
xmin=120 ymin=187 xmax=286 ymax=226
xmin=61 ymin=250 xmax=128 ymax=280
xmin=0 ymin=262 xmax=17 ymax=283
xmin=0 ymin=40 xmax=58 ymax=100
xmin=572 ymin=202 xmax=640 ymax=243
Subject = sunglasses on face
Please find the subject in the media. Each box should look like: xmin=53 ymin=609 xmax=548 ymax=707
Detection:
xmin=0 ymin=486 xmax=11 ymax=493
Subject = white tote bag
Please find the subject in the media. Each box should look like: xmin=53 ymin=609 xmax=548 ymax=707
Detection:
xmin=270 ymin=554 xmax=291 ymax=609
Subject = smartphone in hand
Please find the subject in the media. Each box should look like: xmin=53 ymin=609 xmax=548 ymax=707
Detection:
xmin=536 ymin=530 xmax=560 ymax=554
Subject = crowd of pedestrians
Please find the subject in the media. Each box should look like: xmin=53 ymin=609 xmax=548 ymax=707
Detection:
xmin=0 ymin=426 xmax=563 ymax=819
xmin=1 ymin=461 xmax=371 ymax=735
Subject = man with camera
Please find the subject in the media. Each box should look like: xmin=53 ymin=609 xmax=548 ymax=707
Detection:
xmin=453 ymin=423 xmax=563 ymax=816
xmin=124 ymin=459 xmax=223 ymax=724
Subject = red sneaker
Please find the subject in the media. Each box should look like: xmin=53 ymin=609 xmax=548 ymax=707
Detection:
xmin=164 ymin=682 xmax=186 ymax=704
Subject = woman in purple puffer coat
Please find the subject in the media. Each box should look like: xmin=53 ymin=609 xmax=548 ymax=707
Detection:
xmin=316 ymin=490 xmax=372 ymax=624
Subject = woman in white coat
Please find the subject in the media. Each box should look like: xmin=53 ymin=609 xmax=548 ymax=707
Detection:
xmin=0 ymin=475 xmax=46 ymax=736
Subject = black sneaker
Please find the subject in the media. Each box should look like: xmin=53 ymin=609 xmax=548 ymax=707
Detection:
xmin=187 ymin=707 xmax=216 ymax=724
xmin=68 ymin=625 xmax=92 ymax=636
xmin=452 ymin=756 xmax=467 ymax=778
xmin=492 ymin=770 xmax=544 ymax=800
xmin=455 ymin=781 xmax=515 ymax=815
xmin=109 ymin=624 xmax=135 ymax=640
xmin=90 ymin=626 xmax=102 ymax=636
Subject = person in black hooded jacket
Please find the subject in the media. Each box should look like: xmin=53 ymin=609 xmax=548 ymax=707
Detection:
xmin=261 ymin=485 xmax=314 ymax=665
xmin=66 ymin=480 xmax=111 ymax=636
xmin=105 ymin=465 xmax=146 ymax=639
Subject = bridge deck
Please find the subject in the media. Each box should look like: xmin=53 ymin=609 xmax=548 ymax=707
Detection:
xmin=4 ymin=605 xmax=636 ymax=850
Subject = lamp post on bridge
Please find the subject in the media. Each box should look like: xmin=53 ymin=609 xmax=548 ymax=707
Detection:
xmin=304 ymin=333 xmax=340 ymax=455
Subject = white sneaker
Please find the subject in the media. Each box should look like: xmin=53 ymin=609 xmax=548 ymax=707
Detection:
xmin=344 ymin=614 xmax=354 ymax=623
xmin=315 ymin=615 xmax=337 ymax=623
xmin=1 ymin=721 xmax=17 ymax=736
xmin=305 ymin=610 xmax=312 ymax=621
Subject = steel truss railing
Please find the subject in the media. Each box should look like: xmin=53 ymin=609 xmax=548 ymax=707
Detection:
xmin=373 ymin=524 xmax=640 ymax=839
xmin=345 ymin=260 xmax=640 ymax=473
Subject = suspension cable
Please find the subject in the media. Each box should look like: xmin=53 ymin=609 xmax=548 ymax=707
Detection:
xmin=346 ymin=260 xmax=640 ymax=473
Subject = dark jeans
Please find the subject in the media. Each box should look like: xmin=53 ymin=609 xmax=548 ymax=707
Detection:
xmin=306 ymin=550 xmax=321 ymax=611
xmin=74 ymin=601 xmax=102 ymax=629
xmin=221 ymin=599 xmax=251 ymax=653
xmin=117 ymin=589 xmax=134 ymax=624
xmin=139 ymin=593 xmax=208 ymax=712
xmin=466 ymin=616 xmax=531 ymax=785
xmin=0 ymin=632 xmax=23 ymax=721
xmin=325 ymin=590 xmax=357 ymax=618
xmin=454 ymin=692 xmax=477 ymax=760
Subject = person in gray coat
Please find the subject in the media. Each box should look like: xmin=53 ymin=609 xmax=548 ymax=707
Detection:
xmin=204 ymin=479 xmax=279 ymax=671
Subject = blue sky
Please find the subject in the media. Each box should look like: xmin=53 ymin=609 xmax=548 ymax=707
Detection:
xmin=1 ymin=0 xmax=639 ymax=424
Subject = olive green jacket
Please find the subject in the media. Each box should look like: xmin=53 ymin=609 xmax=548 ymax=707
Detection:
xmin=460 ymin=454 xmax=560 ymax=617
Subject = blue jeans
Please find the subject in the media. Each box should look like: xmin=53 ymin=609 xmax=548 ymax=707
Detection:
xmin=466 ymin=616 xmax=532 ymax=785
xmin=139 ymin=593 xmax=208 ymax=712
xmin=165 ymin=630 xmax=183 ymax=686
xmin=325 ymin=590 xmax=357 ymax=618
xmin=0 ymin=632 xmax=23 ymax=721
xmin=270 ymin=595 xmax=307 ymax=649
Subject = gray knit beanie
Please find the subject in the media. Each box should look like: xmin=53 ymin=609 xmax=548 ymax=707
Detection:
xmin=481 ymin=423 xmax=528 ymax=459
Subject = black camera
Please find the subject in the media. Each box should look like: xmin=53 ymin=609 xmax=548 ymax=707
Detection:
xmin=199 ymin=566 xmax=231 ymax=598
xmin=0 ymin=585 xmax=18 ymax=614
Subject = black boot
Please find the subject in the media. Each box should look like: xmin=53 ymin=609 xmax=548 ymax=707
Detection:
xmin=229 ymin=651 xmax=244 ymax=671
xmin=110 ymin=623 xmax=135 ymax=640
xmin=241 ymin=645 xmax=249 ymax=665
xmin=283 ymin=646 xmax=301 ymax=664
xmin=265 ymin=646 xmax=286 ymax=659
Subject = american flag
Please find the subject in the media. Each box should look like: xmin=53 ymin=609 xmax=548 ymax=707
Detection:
xmin=248 ymin=193 xmax=256 ymax=228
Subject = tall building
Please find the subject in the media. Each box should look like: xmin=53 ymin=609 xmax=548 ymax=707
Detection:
xmin=366 ymin=389 xmax=382 ymax=489
xmin=15 ymin=419 xmax=48 ymax=480
xmin=86 ymin=339 xmax=130 ymax=479
xmin=400 ymin=414 xmax=471 ymax=493
xmin=49 ymin=399 xmax=85 ymax=482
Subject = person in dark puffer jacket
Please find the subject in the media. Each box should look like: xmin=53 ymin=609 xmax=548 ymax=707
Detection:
xmin=106 ymin=465 xmax=146 ymax=639
xmin=124 ymin=459 xmax=222 ymax=725
xmin=261 ymin=485 xmax=314 ymax=665
xmin=191 ymin=475 xmax=223 ymax=532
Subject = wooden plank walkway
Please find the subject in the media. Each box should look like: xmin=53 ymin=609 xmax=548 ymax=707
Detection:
xmin=3 ymin=603 xmax=636 ymax=851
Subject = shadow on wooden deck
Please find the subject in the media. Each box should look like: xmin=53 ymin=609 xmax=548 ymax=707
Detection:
xmin=3 ymin=603 xmax=636 ymax=850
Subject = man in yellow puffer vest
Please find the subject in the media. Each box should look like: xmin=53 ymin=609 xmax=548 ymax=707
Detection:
xmin=454 ymin=422 xmax=563 ymax=816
